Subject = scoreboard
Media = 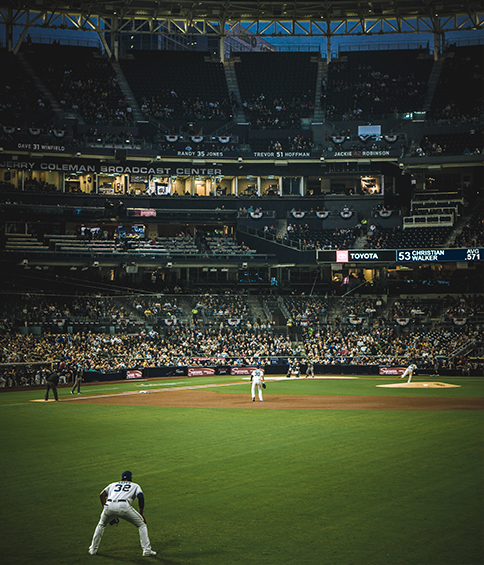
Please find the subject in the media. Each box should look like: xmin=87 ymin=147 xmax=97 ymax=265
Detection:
xmin=395 ymin=248 xmax=483 ymax=263
xmin=317 ymin=248 xmax=484 ymax=263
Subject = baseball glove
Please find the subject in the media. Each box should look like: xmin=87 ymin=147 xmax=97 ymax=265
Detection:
xmin=109 ymin=518 xmax=120 ymax=526
xmin=262 ymin=383 xmax=266 ymax=389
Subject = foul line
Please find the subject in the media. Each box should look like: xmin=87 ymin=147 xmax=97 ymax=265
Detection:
xmin=41 ymin=381 xmax=249 ymax=402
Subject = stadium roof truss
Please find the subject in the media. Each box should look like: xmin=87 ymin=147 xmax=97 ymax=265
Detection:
xmin=1 ymin=1 xmax=483 ymax=56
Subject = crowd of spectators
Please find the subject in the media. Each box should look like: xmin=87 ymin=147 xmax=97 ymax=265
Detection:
xmin=443 ymin=295 xmax=484 ymax=320
xmin=426 ymin=103 xmax=483 ymax=125
xmin=388 ymin=298 xmax=431 ymax=319
xmin=252 ymin=134 xmax=315 ymax=153
xmin=193 ymin=294 xmax=251 ymax=321
xmin=130 ymin=297 xmax=184 ymax=322
xmin=23 ymin=44 xmax=132 ymax=125
xmin=321 ymin=49 xmax=433 ymax=120
xmin=452 ymin=209 xmax=484 ymax=248
xmin=300 ymin=325 xmax=480 ymax=370
xmin=410 ymin=129 xmax=483 ymax=157
xmin=1 ymin=322 xmax=480 ymax=387
xmin=200 ymin=235 xmax=256 ymax=256
xmin=0 ymin=326 xmax=297 ymax=382
xmin=1 ymin=296 xmax=137 ymax=326
xmin=0 ymin=289 xmax=482 ymax=386
xmin=364 ymin=225 xmax=451 ymax=250
xmin=340 ymin=296 xmax=382 ymax=317
xmin=242 ymin=94 xmax=311 ymax=129
xmin=140 ymin=93 xmax=233 ymax=122
xmin=283 ymin=296 xmax=331 ymax=325
xmin=285 ymin=225 xmax=356 ymax=251
xmin=324 ymin=57 xmax=429 ymax=120
xmin=79 ymin=128 xmax=141 ymax=148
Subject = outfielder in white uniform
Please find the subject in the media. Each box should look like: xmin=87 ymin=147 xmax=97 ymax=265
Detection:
xmin=401 ymin=363 xmax=417 ymax=383
xmin=89 ymin=471 xmax=156 ymax=557
xmin=251 ymin=367 xmax=265 ymax=402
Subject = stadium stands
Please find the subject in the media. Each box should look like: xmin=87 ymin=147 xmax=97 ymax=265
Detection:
xmin=428 ymin=45 xmax=484 ymax=122
xmin=0 ymin=36 xmax=483 ymax=379
xmin=21 ymin=43 xmax=131 ymax=125
xmin=235 ymin=52 xmax=317 ymax=128
xmin=0 ymin=48 xmax=54 ymax=127
xmin=452 ymin=208 xmax=484 ymax=248
xmin=364 ymin=226 xmax=452 ymax=249
xmin=120 ymin=50 xmax=232 ymax=123
xmin=413 ymin=128 xmax=483 ymax=157
xmin=286 ymin=226 xmax=357 ymax=250
xmin=324 ymin=49 xmax=433 ymax=120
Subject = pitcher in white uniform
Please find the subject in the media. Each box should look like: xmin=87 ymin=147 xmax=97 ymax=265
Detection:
xmin=88 ymin=470 xmax=156 ymax=557
xmin=401 ymin=363 xmax=417 ymax=383
xmin=251 ymin=367 xmax=265 ymax=402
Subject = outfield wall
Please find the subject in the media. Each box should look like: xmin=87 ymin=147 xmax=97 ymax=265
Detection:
xmin=81 ymin=364 xmax=483 ymax=383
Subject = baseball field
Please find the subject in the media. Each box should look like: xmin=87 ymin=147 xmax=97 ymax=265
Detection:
xmin=1 ymin=374 xmax=483 ymax=565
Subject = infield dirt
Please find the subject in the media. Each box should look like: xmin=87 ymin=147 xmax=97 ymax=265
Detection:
xmin=62 ymin=388 xmax=484 ymax=411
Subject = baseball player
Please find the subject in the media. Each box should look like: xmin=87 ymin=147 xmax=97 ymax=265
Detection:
xmin=250 ymin=367 xmax=265 ymax=402
xmin=70 ymin=365 xmax=83 ymax=395
xmin=44 ymin=366 xmax=59 ymax=402
xmin=88 ymin=471 xmax=156 ymax=557
xmin=286 ymin=359 xmax=300 ymax=378
xmin=401 ymin=363 xmax=417 ymax=383
xmin=305 ymin=359 xmax=315 ymax=378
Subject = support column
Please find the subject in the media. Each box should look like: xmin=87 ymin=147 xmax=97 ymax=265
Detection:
xmin=97 ymin=29 xmax=113 ymax=59
xmin=110 ymin=16 xmax=120 ymax=61
xmin=219 ymin=34 xmax=225 ymax=62
xmin=433 ymin=32 xmax=440 ymax=61
xmin=326 ymin=35 xmax=332 ymax=63
xmin=5 ymin=8 xmax=13 ymax=52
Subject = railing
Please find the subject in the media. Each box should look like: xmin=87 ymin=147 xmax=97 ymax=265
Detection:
xmin=238 ymin=224 xmax=306 ymax=251
xmin=25 ymin=33 xmax=101 ymax=49
xmin=403 ymin=214 xmax=454 ymax=228
xmin=410 ymin=198 xmax=463 ymax=209
xmin=339 ymin=40 xmax=429 ymax=53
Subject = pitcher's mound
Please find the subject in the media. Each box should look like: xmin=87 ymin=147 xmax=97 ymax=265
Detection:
xmin=377 ymin=382 xmax=460 ymax=388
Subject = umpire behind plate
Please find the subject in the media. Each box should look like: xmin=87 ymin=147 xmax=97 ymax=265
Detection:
xmin=88 ymin=470 xmax=156 ymax=557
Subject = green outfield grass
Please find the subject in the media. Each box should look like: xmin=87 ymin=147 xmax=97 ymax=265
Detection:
xmin=0 ymin=376 xmax=483 ymax=565
xmin=213 ymin=375 xmax=484 ymax=398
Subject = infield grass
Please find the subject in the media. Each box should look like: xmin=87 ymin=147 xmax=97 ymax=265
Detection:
xmin=0 ymin=376 xmax=482 ymax=565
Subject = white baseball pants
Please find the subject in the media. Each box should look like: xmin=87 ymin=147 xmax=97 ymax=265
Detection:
xmin=251 ymin=378 xmax=263 ymax=401
xmin=89 ymin=501 xmax=152 ymax=554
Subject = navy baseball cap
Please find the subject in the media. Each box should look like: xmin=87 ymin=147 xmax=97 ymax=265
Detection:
xmin=121 ymin=471 xmax=132 ymax=481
